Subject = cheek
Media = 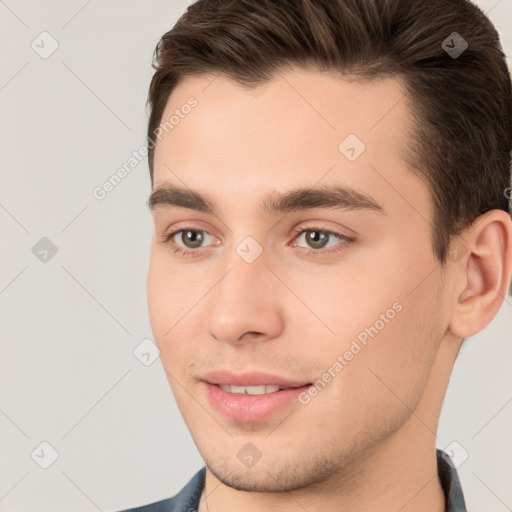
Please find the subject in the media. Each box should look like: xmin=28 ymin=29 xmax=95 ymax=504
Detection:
xmin=147 ymin=251 xmax=211 ymax=380
xmin=295 ymin=259 xmax=443 ymax=417
xmin=147 ymin=250 xmax=199 ymax=338
xmin=364 ymin=305 xmax=440 ymax=436
xmin=147 ymin=264 xmax=170 ymax=341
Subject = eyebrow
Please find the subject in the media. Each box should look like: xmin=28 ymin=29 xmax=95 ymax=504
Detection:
xmin=147 ymin=184 xmax=384 ymax=215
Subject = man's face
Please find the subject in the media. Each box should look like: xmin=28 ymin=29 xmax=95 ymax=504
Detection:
xmin=147 ymin=69 xmax=450 ymax=491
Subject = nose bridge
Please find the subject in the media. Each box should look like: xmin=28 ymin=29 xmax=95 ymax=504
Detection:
xmin=218 ymin=234 xmax=269 ymax=297
xmin=207 ymin=238 xmax=283 ymax=344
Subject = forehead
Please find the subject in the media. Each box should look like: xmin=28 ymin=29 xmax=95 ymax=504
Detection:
xmin=151 ymin=69 xmax=424 ymax=217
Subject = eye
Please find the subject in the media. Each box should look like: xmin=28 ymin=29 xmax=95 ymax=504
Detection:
xmin=291 ymin=227 xmax=354 ymax=256
xmin=296 ymin=229 xmax=338 ymax=249
xmin=161 ymin=228 xmax=218 ymax=256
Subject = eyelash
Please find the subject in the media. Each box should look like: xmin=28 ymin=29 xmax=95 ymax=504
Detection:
xmin=160 ymin=225 xmax=354 ymax=258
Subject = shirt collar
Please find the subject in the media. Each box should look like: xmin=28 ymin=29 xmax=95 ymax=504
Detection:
xmin=437 ymin=449 xmax=467 ymax=511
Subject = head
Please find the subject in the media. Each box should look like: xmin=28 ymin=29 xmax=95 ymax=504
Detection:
xmin=146 ymin=0 xmax=512 ymax=494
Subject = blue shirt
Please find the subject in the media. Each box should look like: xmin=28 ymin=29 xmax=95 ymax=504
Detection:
xmin=120 ymin=449 xmax=466 ymax=511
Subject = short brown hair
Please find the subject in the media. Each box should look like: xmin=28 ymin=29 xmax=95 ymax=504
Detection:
xmin=146 ymin=0 xmax=511 ymax=264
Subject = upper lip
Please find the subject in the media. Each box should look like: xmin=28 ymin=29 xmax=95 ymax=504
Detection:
xmin=201 ymin=370 xmax=311 ymax=388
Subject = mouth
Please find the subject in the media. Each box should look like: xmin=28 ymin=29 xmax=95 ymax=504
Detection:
xmin=202 ymin=369 xmax=311 ymax=388
xmin=201 ymin=370 xmax=313 ymax=422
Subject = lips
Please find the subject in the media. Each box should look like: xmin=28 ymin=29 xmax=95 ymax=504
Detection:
xmin=201 ymin=370 xmax=312 ymax=422
xmin=201 ymin=369 xmax=310 ymax=388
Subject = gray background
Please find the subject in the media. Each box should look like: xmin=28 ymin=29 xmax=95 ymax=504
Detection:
xmin=0 ymin=1 xmax=511 ymax=511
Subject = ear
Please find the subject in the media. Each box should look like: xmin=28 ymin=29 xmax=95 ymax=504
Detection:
xmin=448 ymin=209 xmax=512 ymax=339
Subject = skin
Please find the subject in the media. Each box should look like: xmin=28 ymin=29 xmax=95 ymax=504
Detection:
xmin=146 ymin=68 xmax=512 ymax=512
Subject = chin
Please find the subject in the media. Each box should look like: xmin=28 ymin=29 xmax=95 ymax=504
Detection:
xmin=204 ymin=450 xmax=343 ymax=493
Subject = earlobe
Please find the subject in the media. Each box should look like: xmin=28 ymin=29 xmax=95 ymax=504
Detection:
xmin=448 ymin=210 xmax=512 ymax=339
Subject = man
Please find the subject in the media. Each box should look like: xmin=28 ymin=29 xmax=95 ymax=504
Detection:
xmin=123 ymin=0 xmax=512 ymax=510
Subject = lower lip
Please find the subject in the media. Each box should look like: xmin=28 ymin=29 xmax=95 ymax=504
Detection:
xmin=204 ymin=382 xmax=311 ymax=422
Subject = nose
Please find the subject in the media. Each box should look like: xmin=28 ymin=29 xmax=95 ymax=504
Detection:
xmin=207 ymin=246 xmax=284 ymax=346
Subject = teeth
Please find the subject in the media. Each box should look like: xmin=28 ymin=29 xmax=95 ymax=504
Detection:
xmin=219 ymin=384 xmax=282 ymax=395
